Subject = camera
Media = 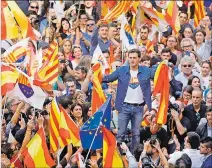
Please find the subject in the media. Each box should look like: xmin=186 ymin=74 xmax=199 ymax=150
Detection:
xmin=167 ymin=102 xmax=180 ymax=119
xmin=141 ymin=156 xmax=154 ymax=168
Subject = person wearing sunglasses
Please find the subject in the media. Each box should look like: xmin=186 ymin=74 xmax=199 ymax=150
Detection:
xmin=28 ymin=1 xmax=39 ymax=14
xmin=175 ymin=56 xmax=203 ymax=89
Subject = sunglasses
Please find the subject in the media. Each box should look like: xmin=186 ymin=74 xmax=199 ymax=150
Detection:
xmin=30 ymin=6 xmax=39 ymax=9
xmin=182 ymin=64 xmax=192 ymax=68
xmin=87 ymin=24 xmax=94 ymax=27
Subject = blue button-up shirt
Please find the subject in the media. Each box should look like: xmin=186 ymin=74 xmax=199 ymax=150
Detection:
xmin=102 ymin=66 xmax=156 ymax=111
xmin=90 ymin=26 xmax=111 ymax=56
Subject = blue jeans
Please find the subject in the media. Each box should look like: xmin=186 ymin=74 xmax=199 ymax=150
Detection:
xmin=117 ymin=103 xmax=144 ymax=153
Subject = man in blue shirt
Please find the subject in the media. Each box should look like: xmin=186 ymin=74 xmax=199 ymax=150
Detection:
xmin=200 ymin=137 xmax=212 ymax=168
xmin=102 ymin=49 xmax=155 ymax=153
xmin=90 ymin=20 xmax=111 ymax=56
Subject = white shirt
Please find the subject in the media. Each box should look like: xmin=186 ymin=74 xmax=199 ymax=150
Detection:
xmin=124 ymin=70 xmax=144 ymax=104
xmin=168 ymin=149 xmax=204 ymax=168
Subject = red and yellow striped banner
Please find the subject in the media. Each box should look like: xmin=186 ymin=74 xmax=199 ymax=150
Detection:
xmin=1 ymin=1 xmax=35 ymax=40
xmin=91 ymin=63 xmax=106 ymax=115
xmin=153 ymin=61 xmax=170 ymax=125
xmin=194 ymin=1 xmax=205 ymax=27
xmin=1 ymin=64 xmax=19 ymax=96
xmin=21 ymin=128 xmax=55 ymax=167
xmin=102 ymin=127 xmax=124 ymax=168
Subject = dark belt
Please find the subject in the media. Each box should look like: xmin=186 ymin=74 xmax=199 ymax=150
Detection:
xmin=123 ymin=102 xmax=145 ymax=107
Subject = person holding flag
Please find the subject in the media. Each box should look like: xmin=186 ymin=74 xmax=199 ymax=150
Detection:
xmin=101 ymin=48 xmax=156 ymax=153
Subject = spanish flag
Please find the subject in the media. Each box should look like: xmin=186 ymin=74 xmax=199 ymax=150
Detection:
xmin=153 ymin=61 xmax=170 ymax=125
xmin=50 ymin=98 xmax=80 ymax=152
xmin=102 ymin=127 xmax=124 ymax=168
xmin=165 ymin=1 xmax=180 ymax=34
xmin=91 ymin=63 xmax=106 ymax=115
xmin=194 ymin=1 xmax=205 ymax=27
xmin=1 ymin=64 xmax=19 ymax=96
xmin=1 ymin=1 xmax=35 ymax=40
xmin=35 ymin=40 xmax=59 ymax=85
xmin=21 ymin=128 xmax=55 ymax=167
xmin=103 ymin=1 xmax=133 ymax=21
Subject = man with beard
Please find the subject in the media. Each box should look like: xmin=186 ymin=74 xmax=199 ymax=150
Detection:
xmin=196 ymin=107 xmax=212 ymax=139
xmin=138 ymin=25 xmax=154 ymax=53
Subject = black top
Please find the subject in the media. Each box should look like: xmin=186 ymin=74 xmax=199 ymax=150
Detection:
xmin=140 ymin=126 xmax=168 ymax=149
xmin=183 ymin=103 xmax=207 ymax=132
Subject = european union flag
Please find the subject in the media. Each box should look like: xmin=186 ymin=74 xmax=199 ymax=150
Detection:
xmin=80 ymin=96 xmax=111 ymax=150
xmin=18 ymin=74 xmax=34 ymax=98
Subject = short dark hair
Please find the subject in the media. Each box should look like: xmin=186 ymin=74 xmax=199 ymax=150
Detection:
xmin=200 ymin=137 xmax=212 ymax=149
xmin=179 ymin=11 xmax=188 ymax=18
xmin=195 ymin=29 xmax=206 ymax=37
xmin=66 ymin=77 xmax=77 ymax=84
xmin=102 ymin=50 xmax=110 ymax=55
xmin=175 ymin=153 xmax=192 ymax=168
xmin=134 ymin=144 xmax=144 ymax=162
xmin=202 ymin=60 xmax=212 ymax=70
xmin=140 ymin=56 xmax=151 ymax=62
xmin=128 ymin=49 xmax=141 ymax=58
xmin=161 ymin=48 xmax=171 ymax=55
xmin=183 ymin=85 xmax=193 ymax=94
xmin=140 ymin=25 xmax=150 ymax=33
xmin=58 ymin=96 xmax=73 ymax=109
xmin=187 ymin=132 xmax=200 ymax=149
xmin=206 ymin=106 xmax=212 ymax=114
xmin=75 ymin=66 xmax=88 ymax=74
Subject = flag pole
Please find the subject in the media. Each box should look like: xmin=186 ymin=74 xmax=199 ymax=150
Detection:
xmin=84 ymin=121 xmax=102 ymax=164
xmin=7 ymin=5 xmax=23 ymax=39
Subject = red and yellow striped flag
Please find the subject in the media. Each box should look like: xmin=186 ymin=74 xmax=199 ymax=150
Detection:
xmin=21 ymin=128 xmax=55 ymax=167
xmin=194 ymin=1 xmax=205 ymax=27
xmin=35 ymin=40 xmax=58 ymax=85
xmin=102 ymin=127 xmax=124 ymax=168
xmin=153 ymin=61 xmax=170 ymax=125
xmin=50 ymin=98 xmax=80 ymax=152
xmin=2 ymin=46 xmax=27 ymax=63
xmin=1 ymin=64 xmax=19 ymax=96
xmin=165 ymin=1 xmax=180 ymax=34
xmin=1 ymin=1 xmax=35 ymax=40
xmin=103 ymin=1 xmax=133 ymax=21
xmin=91 ymin=63 xmax=106 ymax=115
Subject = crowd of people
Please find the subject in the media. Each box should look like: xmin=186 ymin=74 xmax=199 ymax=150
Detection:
xmin=1 ymin=0 xmax=212 ymax=168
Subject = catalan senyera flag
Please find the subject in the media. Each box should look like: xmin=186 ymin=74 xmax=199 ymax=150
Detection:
xmin=103 ymin=1 xmax=133 ymax=21
xmin=140 ymin=5 xmax=168 ymax=32
xmin=139 ymin=40 xmax=154 ymax=53
xmin=141 ymin=117 xmax=150 ymax=127
xmin=91 ymin=63 xmax=106 ymax=115
xmin=21 ymin=128 xmax=55 ymax=167
xmin=194 ymin=1 xmax=206 ymax=27
xmin=1 ymin=1 xmax=35 ymax=40
xmin=2 ymin=46 xmax=27 ymax=64
xmin=165 ymin=1 xmax=180 ymax=34
xmin=109 ymin=44 xmax=115 ymax=66
xmin=153 ymin=61 xmax=170 ymax=125
xmin=35 ymin=40 xmax=59 ymax=85
xmin=1 ymin=64 xmax=19 ymax=96
xmin=102 ymin=127 xmax=124 ymax=168
xmin=50 ymin=98 xmax=80 ymax=152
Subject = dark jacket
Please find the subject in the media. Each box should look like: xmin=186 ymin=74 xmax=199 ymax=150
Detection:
xmin=103 ymin=66 xmax=156 ymax=111
xmin=196 ymin=122 xmax=208 ymax=140
xmin=201 ymin=154 xmax=212 ymax=168
xmin=170 ymin=78 xmax=183 ymax=99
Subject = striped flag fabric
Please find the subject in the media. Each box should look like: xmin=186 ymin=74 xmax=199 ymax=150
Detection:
xmin=91 ymin=63 xmax=106 ymax=115
xmin=21 ymin=128 xmax=55 ymax=167
xmin=7 ymin=70 xmax=47 ymax=109
xmin=140 ymin=5 xmax=168 ymax=32
xmin=102 ymin=127 xmax=124 ymax=168
xmin=165 ymin=1 xmax=180 ymax=34
xmin=2 ymin=46 xmax=27 ymax=64
xmin=50 ymin=98 xmax=80 ymax=152
xmin=194 ymin=1 xmax=206 ymax=27
xmin=1 ymin=64 xmax=19 ymax=96
xmin=103 ymin=1 xmax=133 ymax=21
xmin=153 ymin=61 xmax=170 ymax=125
xmin=1 ymin=1 xmax=35 ymax=40
xmin=35 ymin=40 xmax=59 ymax=85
